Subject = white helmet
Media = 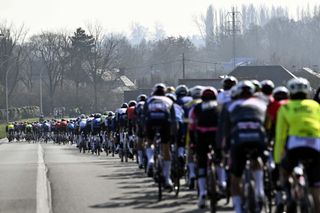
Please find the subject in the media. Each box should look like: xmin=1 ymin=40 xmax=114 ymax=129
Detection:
xmin=190 ymin=86 xmax=204 ymax=99
xmin=237 ymin=80 xmax=255 ymax=97
xmin=287 ymin=77 xmax=311 ymax=96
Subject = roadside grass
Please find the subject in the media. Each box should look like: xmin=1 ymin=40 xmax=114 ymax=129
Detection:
xmin=0 ymin=123 xmax=6 ymax=139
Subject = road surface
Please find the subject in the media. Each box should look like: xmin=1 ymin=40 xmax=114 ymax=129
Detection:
xmin=0 ymin=139 xmax=234 ymax=213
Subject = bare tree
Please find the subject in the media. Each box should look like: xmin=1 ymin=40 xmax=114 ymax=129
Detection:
xmin=85 ymin=23 xmax=121 ymax=111
xmin=30 ymin=32 xmax=67 ymax=112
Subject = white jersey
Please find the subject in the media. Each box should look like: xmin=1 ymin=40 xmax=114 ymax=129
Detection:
xmin=217 ymin=90 xmax=232 ymax=105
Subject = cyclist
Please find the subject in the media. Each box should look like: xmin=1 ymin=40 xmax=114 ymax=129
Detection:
xmin=274 ymin=77 xmax=320 ymax=212
xmin=25 ymin=122 xmax=33 ymax=141
xmin=135 ymin=94 xmax=147 ymax=169
xmin=166 ymin=92 xmax=185 ymax=165
xmin=105 ymin=111 xmax=115 ymax=155
xmin=91 ymin=113 xmax=103 ymax=153
xmin=222 ymin=80 xmax=268 ymax=213
xmin=216 ymin=76 xmax=238 ymax=193
xmin=183 ymin=86 xmax=204 ymax=189
xmin=217 ymin=75 xmax=238 ymax=106
xmin=6 ymin=122 xmax=15 ymax=142
xmin=127 ymin=100 xmax=137 ymax=142
xmin=189 ymin=87 xmax=219 ymax=208
xmin=115 ymin=103 xmax=129 ymax=158
xmin=175 ymin=84 xmax=196 ymax=189
xmin=78 ymin=114 xmax=88 ymax=148
xmin=265 ymin=86 xmax=289 ymax=142
xmin=144 ymin=83 xmax=176 ymax=188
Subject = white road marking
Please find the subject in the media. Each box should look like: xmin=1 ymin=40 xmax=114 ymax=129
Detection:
xmin=37 ymin=143 xmax=52 ymax=213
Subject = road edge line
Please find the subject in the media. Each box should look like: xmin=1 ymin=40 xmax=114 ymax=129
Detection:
xmin=37 ymin=143 xmax=52 ymax=213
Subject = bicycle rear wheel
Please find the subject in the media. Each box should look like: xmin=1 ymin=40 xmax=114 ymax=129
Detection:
xmin=207 ymin=165 xmax=217 ymax=213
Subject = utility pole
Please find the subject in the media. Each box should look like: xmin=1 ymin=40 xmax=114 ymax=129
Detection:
xmin=226 ymin=7 xmax=241 ymax=70
xmin=182 ymin=53 xmax=185 ymax=79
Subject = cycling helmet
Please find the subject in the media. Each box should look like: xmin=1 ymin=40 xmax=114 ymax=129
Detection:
xmin=190 ymin=86 xmax=204 ymax=99
xmin=251 ymin=80 xmax=262 ymax=92
xmin=108 ymin=111 xmax=114 ymax=117
xmin=128 ymin=100 xmax=137 ymax=107
xmin=103 ymin=111 xmax=109 ymax=116
xmin=166 ymin=86 xmax=176 ymax=94
xmin=237 ymin=80 xmax=255 ymax=98
xmin=137 ymin=94 xmax=147 ymax=102
xmin=94 ymin=113 xmax=101 ymax=118
xmin=272 ymin=86 xmax=289 ymax=101
xmin=152 ymin=83 xmax=166 ymax=96
xmin=230 ymin=85 xmax=239 ymax=99
xmin=166 ymin=93 xmax=177 ymax=102
xmin=261 ymin=80 xmax=275 ymax=95
xmin=175 ymin=84 xmax=189 ymax=97
xmin=201 ymin=87 xmax=218 ymax=101
xmin=121 ymin=103 xmax=128 ymax=108
xmin=287 ymin=77 xmax=311 ymax=96
xmin=80 ymin=114 xmax=86 ymax=119
xmin=222 ymin=76 xmax=238 ymax=90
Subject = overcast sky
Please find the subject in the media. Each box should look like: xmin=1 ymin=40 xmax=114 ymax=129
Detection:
xmin=0 ymin=0 xmax=318 ymax=37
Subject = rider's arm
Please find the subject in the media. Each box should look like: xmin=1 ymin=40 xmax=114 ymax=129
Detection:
xmin=274 ymin=105 xmax=289 ymax=164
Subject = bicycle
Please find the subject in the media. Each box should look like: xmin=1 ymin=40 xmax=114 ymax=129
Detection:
xmin=242 ymin=148 xmax=264 ymax=213
xmin=286 ymin=160 xmax=315 ymax=213
xmin=119 ymin=131 xmax=129 ymax=162
xmin=153 ymin=128 xmax=163 ymax=201
xmin=170 ymin=143 xmax=181 ymax=198
xmin=91 ymin=134 xmax=101 ymax=155
xmin=206 ymin=146 xmax=218 ymax=213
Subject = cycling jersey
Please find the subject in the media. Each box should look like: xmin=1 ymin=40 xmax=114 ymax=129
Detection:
xmin=217 ymin=90 xmax=231 ymax=105
xmin=7 ymin=124 xmax=14 ymax=130
xmin=274 ymin=99 xmax=320 ymax=164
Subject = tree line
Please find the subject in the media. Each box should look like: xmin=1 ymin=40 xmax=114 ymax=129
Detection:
xmin=0 ymin=4 xmax=320 ymax=116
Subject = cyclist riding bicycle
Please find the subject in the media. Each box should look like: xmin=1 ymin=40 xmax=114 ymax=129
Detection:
xmin=144 ymin=83 xmax=176 ymax=188
xmin=135 ymin=94 xmax=147 ymax=169
xmin=115 ymin=103 xmax=129 ymax=156
xmin=274 ymin=77 xmax=320 ymax=212
xmin=189 ymin=87 xmax=219 ymax=208
xmin=222 ymin=80 xmax=268 ymax=213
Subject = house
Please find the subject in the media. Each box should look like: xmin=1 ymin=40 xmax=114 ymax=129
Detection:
xmin=178 ymin=78 xmax=222 ymax=89
xmin=228 ymin=65 xmax=296 ymax=86
xmin=295 ymin=68 xmax=320 ymax=90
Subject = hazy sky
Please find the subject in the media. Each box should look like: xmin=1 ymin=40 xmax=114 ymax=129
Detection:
xmin=0 ymin=0 xmax=318 ymax=37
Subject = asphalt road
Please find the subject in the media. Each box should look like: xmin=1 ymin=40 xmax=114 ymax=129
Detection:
xmin=0 ymin=139 xmax=234 ymax=213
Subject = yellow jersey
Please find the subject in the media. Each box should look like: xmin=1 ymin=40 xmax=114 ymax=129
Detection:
xmin=274 ymin=99 xmax=320 ymax=164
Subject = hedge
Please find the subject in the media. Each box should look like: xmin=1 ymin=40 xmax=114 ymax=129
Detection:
xmin=0 ymin=106 xmax=40 ymax=121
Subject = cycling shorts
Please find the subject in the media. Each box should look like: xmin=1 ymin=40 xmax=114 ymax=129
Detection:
xmin=146 ymin=121 xmax=170 ymax=144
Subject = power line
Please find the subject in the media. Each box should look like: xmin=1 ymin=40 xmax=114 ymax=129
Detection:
xmin=124 ymin=59 xmax=181 ymax=71
xmin=185 ymin=58 xmax=220 ymax=65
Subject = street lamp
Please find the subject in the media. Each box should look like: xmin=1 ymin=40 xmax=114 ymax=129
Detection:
xmin=0 ymin=33 xmax=9 ymax=122
xmin=40 ymin=69 xmax=43 ymax=115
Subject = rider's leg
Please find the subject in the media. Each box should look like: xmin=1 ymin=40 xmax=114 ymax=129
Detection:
xmin=252 ymin=158 xmax=265 ymax=199
xmin=231 ymin=175 xmax=243 ymax=213
xmin=161 ymin=126 xmax=172 ymax=186
xmin=230 ymin=143 xmax=246 ymax=213
xmin=137 ymin=136 xmax=144 ymax=167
